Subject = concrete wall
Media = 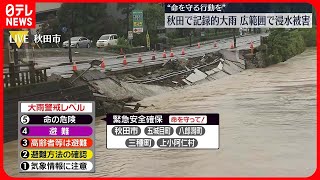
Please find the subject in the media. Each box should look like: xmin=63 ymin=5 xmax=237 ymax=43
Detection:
xmin=186 ymin=50 xmax=246 ymax=85
xmin=91 ymin=78 xmax=173 ymax=101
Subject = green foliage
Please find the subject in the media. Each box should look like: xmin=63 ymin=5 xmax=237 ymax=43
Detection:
xmin=105 ymin=45 xmax=146 ymax=54
xmin=117 ymin=37 xmax=130 ymax=46
xmin=132 ymin=33 xmax=146 ymax=47
xmin=130 ymin=31 xmax=160 ymax=48
xmin=52 ymin=3 xmax=122 ymax=43
xmin=169 ymin=31 xmax=234 ymax=47
xmin=312 ymin=6 xmax=316 ymax=25
xmin=105 ymin=45 xmax=130 ymax=54
xmin=117 ymin=3 xmax=136 ymax=16
xmin=104 ymin=37 xmax=132 ymax=53
xmin=57 ymin=4 xmax=109 ymax=35
xmin=38 ymin=14 xmax=67 ymax=47
xmin=126 ymin=4 xmax=164 ymax=47
xmin=299 ymin=27 xmax=316 ymax=47
xmin=142 ymin=4 xmax=164 ymax=31
xmin=166 ymin=31 xmax=180 ymax=39
xmin=149 ymin=30 xmax=160 ymax=46
xmin=266 ymin=29 xmax=307 ymax=65
xmin=117 ymin=3 xmax=136 ymax=33
xmin=39 ymin=14 xmax=60 ymax=35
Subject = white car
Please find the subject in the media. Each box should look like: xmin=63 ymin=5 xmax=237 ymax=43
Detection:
xmin=62 ymin=36 xmax=92 ymax=48
xmin=96 ymin=34 xmax=118 ymax=48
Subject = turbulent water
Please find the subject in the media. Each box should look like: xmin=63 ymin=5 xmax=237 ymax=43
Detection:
xmin=4 ymin=48 xmax=316 ymax=177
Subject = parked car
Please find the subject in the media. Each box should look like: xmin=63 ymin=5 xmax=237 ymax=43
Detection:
xmin=63 ymin=36 xmax=92 ymax=48
xmin=96 ymin=34 xmax=118 ymax=48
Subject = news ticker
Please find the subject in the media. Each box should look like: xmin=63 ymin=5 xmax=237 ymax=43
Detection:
xmin=164 ymin=3 xmax=312 ymax=28
xmin=18 ymin=101 xmax=219 ymax=172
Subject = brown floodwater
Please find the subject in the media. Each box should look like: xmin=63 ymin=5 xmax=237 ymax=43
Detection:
xmin=4 ymin=48 xmax=316 ymax=177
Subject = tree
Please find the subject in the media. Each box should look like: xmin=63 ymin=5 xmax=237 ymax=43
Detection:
xmin=56 ymin=3 xmax=114 ymax=42
xmin=39 ymin=14 xmax=60 ymax=35
xmin=38 ymin=3 xmax=127 ymax=45
xmin=142 ymin=4 xmax=165 ymax=46
xmin=312 ymin=6 xmax=316 ymax=25
xmin=143 ymin=4 xmax=164 ymax=31
xmin=117 ymin=3 xmax=135 ymax=33
xmin=129 ymin=4 xmax=164 ymax=47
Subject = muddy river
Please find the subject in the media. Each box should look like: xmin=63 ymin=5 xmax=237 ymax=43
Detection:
xmin=4 ymin=48 xmax=316 ymax=177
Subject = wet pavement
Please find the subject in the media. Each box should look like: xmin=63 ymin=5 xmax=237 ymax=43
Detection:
xmin=4 ymin=48 xmax=316 ymax=177
xmin=15 ymin=34 xmax=266 ymax=77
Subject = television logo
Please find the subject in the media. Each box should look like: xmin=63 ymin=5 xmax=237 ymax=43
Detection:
xmin=5 ymin=3 xmax=35 ymax=28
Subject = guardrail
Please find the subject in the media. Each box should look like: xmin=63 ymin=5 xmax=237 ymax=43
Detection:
xmin=3 ymin=61 xmax=50 ymax=88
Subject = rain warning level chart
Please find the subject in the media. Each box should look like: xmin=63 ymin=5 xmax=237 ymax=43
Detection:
xmin=105 ymin=114 xmax=219 ymax=149
xmin=18 ymin=102 xmax=95 ymax=172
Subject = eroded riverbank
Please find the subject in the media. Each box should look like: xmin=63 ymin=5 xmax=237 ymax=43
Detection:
xmin=4 ymin=48 xmax=316 ymax=177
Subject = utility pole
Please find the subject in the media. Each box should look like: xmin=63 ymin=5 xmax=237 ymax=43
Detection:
xmin=13 ymin=43 xmax=19 ymax=65
xmin=126 ymin=5 xmax=130 ymax=33
xmin=24 ymin=29 xmax=30 ymax=62
xmin=233 ymin=28 xmax=237 ymax=48
xmin=4 ymin=31 xmax=10 ymax=64
xmin=68 ymin=10 xmax=74 ymax=63
xmin=189 ymin=31 xmax=192 ymax=47
xmin=68 ymin=35 xmax=72 ymax=62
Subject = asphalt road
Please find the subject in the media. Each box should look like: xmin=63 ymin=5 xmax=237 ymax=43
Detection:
xmin=4 ymin=48 xmax=316 ymax=177
xmin=23 ymin=33 xmax=267 ymax=77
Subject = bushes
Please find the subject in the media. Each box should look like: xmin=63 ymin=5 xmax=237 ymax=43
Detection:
xmin=129 ymin=31 xmax=160 ymax=49
xmin=132 ymin=33 xmax=146 ymax=47
xmin=299 ymin=27 xmax=316 ymax=47
xmin=169 ymin=37 xmax=189 ymax=46
xmin=264 ymin=28 xmax=310 ymax=65
xmin=254 ymin=27 xmax=315 ymax=67
xmin=117 ymin=36 xmax=130 ymax=46
xmin=104 ymin=37 xmax=131 ymax=54
xmin=105 ymin=45 xmax=129 ymax=54
xmin=105 ymin=44 xmax=146 ymax=54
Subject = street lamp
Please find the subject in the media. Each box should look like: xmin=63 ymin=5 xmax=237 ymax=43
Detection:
xmin=70 ymin=59 xmax=102 ymax=84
